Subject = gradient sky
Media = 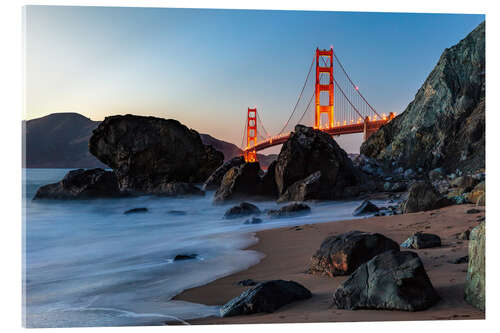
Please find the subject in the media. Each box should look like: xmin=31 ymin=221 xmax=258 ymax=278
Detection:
xmin=24 ymin=6 xmax=484 ymax=153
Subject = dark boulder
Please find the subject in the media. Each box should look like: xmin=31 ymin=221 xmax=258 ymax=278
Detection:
xmin=332 ymin=250 xmax=440 ymax=311
xmin=274 ymin=125 xmax=361 ymax=201
xmin=352 ymin=200 xmax=379 ymax=216
xmin=360 ymin=22 xmax=485 ymax=174
xmin=401 ymin=181 xmax=452 ymax=213
xmin=213 ymin=162 xmax=261 ymax=203
xmin=309 ymin=230 xmax=400 ymax=277
xmin=124 ymin=207 xmax=148 ymax=214
xmin=465 ymin=222 xmax=485 ymax=311
xmin=88 ymin=115 xmax=223 ymax=195
xmin=224 ymin=202 xmax=261 ymax=219
xmin=33 ymin=168 xmax=122 ymax=200
xmin=202 ymin=156 xmax=245 ymax=191
xmin=466 ymin=208 xmax=481 ymax=214
xmin=220 ymin=280 xmax=312 ymax=317
xmin=267 ymin=202 xmax=311 ymax=219
xmin=401 ymin=232 xmax=441 ymax=249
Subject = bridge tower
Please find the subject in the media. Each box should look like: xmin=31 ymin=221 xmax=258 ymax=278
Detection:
xmin=315 ymin=47 xmax=334 ymax=129
xmin=244 ymin=107 xmax=258 ymax=162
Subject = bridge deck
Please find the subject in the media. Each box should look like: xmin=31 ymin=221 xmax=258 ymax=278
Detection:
xmin=243 ymin=119 xmax=389 ymax=153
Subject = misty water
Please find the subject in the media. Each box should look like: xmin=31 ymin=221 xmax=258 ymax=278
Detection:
xmin=23 ymin=168 xmax=390 ymax=327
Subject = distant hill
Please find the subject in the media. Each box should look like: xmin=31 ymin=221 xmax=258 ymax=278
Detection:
xmin=23 ymin=113 xmax=277 ymax=168
xmin=23 ymin=113 xmax=106 ymax=168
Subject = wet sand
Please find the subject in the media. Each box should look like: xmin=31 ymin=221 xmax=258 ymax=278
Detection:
xmin=174 ymin=204 xmax=485 ymax=324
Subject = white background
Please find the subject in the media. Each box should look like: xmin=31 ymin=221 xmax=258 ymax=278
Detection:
xmin=1 ymin=0 xmax=497 ymax=332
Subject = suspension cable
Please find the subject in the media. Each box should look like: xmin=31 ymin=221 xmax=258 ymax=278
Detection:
xmin=332 ymin=49 xmax=381 ymax=118
xmin=297 ymin=90 xmax=315 ymax=125
xmin=277 ymin=55 xmax=315 ymax=135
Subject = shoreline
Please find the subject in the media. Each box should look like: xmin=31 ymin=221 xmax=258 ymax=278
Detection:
xmin=173 ymin=204 xmax=485 ymax=325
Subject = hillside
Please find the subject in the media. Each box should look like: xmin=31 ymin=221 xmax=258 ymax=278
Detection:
xmin=23 ymin=113 xmax=276 ymax=168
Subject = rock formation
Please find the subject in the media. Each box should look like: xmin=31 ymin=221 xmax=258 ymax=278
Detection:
xmin=274 ymin=125 xmax=361 ymax=202
xmin=361 ymin=22 xmax=485 ymax=174
xmin=33 ymin=168 xmax=122 ymax=200
xmin=309 ymin=231 xmax=400 ymax=276
xmin=400 ymin=181 xmax=452 ymax=213
xmin=89 ymin=115 xmax=223 ymax=195
xmin=332 ymin=250 xmax=440 ymax=311
xmin=224 ymin=202 xmax=261 ymax=219
xmin=220 ymin=280 xmax=312 ymax=317
xmin=465 ymin=222 xmax=485 ymax=311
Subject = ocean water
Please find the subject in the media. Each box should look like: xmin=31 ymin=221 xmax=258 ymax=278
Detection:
xmin=23 ymin=168 xmax=388 ymax=327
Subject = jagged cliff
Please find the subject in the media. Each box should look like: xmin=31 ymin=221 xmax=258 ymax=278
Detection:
xmin=361 ymin=22 xmax=485 ymax=174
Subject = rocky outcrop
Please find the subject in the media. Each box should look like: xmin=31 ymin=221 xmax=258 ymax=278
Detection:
xmin=267 ymin=202 xmax=311 ymax=218
xmin=274 ymin=125 xmax=361 ymax=201
xmin=224 ymin=202 xmax=261 ymax=219
xmin=213 ymin=162 xmax=261 ymax=203
xmin=332 ymin=250 xmax=440 ymax=311
xmin=202 ymin=156 xmax=245 ymax=191
xmin=401 ymin=232 xmax=441 ymax=249
xmin=88 ymin=115 xmax=223 ymax=195
xmin=309 ymin=231 xmax=400 ymax=276
xmin=361 ymin=22 xmax=485 ymax=174
xmin=260 ymin=160 xmax=279 ymax=199
xmin=465 ymin=222 xmax=485 ymax=311
xmin=401 ymin=181 xmax=452 ymax=213
xmin=33 ymin=168 xmax=123 ymax=200
xmin=220 ymin=280 xmax=312 ymax=317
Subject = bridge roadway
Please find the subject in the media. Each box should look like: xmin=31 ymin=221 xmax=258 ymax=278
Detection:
xmin=243 ymin=118 xmax=390 ymax=153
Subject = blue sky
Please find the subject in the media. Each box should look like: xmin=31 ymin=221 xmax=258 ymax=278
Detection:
xmin=25 ymin=6 xmax=484 ymax=152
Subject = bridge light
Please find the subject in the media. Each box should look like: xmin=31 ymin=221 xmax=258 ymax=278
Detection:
xmin=355 ymin=86 xmax=359 ymax=90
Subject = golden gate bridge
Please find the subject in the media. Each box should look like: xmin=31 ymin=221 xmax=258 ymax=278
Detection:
xmin=242 ymin=47 xmax=395 ymax=162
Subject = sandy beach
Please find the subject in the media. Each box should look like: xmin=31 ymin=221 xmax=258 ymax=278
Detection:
xmin=174 ymin=204 xmax=485 ymax=325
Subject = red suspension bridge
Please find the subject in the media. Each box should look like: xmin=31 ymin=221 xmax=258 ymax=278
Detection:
xmin=242 ymin=47 xmax=395 ymax=162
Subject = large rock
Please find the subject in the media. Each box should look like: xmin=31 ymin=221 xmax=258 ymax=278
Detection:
xmin=361 ymin=22 xmax=485 ymax=174
xmin=309 ymin=231 xmax=400 ymax=276
xmin=332 ymin=250 xmax=440 ymax=311
xmin=274 ymin=125 xmax=360 ymax=201
xmin=88 ymin=115 xmax=223 ymax=194
xmin=153 ymin=182 xmax=204 ymax=197
xmin=465 ymin=222 xmax=485 ymax=311
xmin=220 ymin=280 xmax=312 ymax=317
xmin=401 ymin=181 xmax=452 ymax=213
xmin=213 ymin=162 xmax=261 ymax=203
xmin=33 ymin=168 xmax=122 ymax=199
xmin=202 ymin=156 xmax=245 ymax=191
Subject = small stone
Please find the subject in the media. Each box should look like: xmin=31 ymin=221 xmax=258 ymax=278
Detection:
xmin=352 ymin=200 xmax=379 ymax=216
xmin=237 ymin=279 xmax=258 ymax=286
xmin=466 ymin=208 xmax=481 ymax=214
xmin=401 ymin=232 xmax=441 ymax=249
xmin=124 ymin=207 xmax=148 ymax=214
xmin=174 ymin=254 xmax=197 ymax=261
